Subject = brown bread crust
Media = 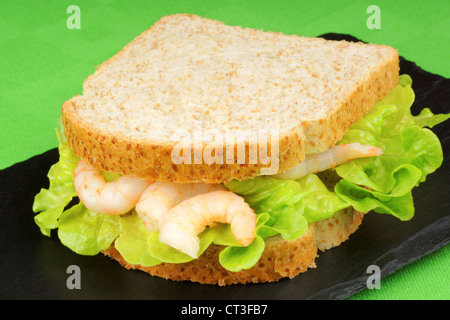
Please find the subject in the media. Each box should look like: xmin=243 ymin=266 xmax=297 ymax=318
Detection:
xmin=62 ymin=107 xmax=305 ymax=183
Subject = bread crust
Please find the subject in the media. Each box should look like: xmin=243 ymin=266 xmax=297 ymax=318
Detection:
xmin=102 ymin=208 xmax=365 ymax=286
xmin=62 ymin=14 xmax=399 ymax=183
xmin=62 ymin=105 xmax=305 ymax=183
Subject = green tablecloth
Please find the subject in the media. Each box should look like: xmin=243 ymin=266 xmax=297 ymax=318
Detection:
xmin=1 ymin=0 xmax=448 ymax=299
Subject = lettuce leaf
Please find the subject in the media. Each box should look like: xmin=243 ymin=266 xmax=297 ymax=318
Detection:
xmin=334 ymin=75 xmax=447 ymax=220
xmin=219 ymin=235 xmax=265 ymax=272
xmin=225 ymin=177 xmax=309 ymax=240
xmin=412 ymin=108 xmax=450 ymax=129
xmin=114 ymin=212 xmax=161 ymax=266
xmin=33 ymin=136 xmax=79 ymax=236
xmin=58 ymin=203 xmax=121 ymax=255
xmin=218 ymin=213 xmax=269 ymax=271
xmin=225 ymin=174 xmax=350 ymax=238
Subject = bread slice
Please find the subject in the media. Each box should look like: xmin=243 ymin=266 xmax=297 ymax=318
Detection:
xmin=62 ymin=14 xmax=399 ymax=183
xmin=102 ymin=207 xmax=365 ymax=285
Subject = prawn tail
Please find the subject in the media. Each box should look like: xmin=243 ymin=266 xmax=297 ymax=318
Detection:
xmin=230 ymin=212 xmax=257 ymax=247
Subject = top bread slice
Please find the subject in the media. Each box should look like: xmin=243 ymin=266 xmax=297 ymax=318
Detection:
xmin=62 ymin=14 xmax=399 ymax=183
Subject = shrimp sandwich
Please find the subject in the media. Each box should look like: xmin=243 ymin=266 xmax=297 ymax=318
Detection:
xmin=33 ymin=14 xmax=447 ymax=285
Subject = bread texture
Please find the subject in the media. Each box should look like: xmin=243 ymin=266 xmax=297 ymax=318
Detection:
xmin=62 ymin=13 xmax=399 ymax=183
xmin=102 ymin=207 xmax=365 ymax=285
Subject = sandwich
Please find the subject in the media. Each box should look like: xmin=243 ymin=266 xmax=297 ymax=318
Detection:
xmin=33 ymin=14 xmax=449 ymax=286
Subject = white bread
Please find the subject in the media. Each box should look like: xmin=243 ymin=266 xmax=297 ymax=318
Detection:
xmin=62 ymin=13 xmax=399 ymax=183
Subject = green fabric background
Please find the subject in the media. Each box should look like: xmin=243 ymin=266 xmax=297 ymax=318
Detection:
xmin=0 ymin=0 xmax=448 ymax=299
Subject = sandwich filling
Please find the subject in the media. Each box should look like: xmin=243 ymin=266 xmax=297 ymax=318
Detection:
xmin=33 ymin=75 xmax=448 ymax=272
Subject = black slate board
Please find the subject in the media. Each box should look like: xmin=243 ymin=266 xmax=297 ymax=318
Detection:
xmin=0 ymin=34 xmax=449 ymax=300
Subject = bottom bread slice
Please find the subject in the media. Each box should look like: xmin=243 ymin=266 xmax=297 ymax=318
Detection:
xmin=102 ymin=207 xmax=365 ymax=286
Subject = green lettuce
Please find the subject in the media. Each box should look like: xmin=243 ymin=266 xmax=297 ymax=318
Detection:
xmin=114 ymin=212 xmax=162 ymax=266
xmin=33 ymin=75 xmax=448 ymax=272
xmin=33 ymin=132 xmax=78 ymax=236
xmin=225 ymin=173 xmax=350 ymax=239
xmin=58 ymin=203 xmax=121 ymax=255
xmin=334 ymin=75 xmax=448 ymax=220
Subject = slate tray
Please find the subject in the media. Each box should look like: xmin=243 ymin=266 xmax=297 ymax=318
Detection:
xmin=0 ymin=34 xmax=449 ymax=300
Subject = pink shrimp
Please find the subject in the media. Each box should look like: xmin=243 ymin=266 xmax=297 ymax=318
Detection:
xmin=158 ymin=190 xmax=256 ymax=259
xmin=73 ymin=160 xmax=151 ymax=215
xmin=135 ymin=182 xmax=227 ymax=232
xmin=274 ymin=143 xmax=383 ymax=180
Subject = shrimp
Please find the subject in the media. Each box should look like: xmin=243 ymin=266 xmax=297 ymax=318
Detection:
xmin=158 ymin=190 xmax=256 ymax=259
xmin=274 ymin=143 xmax=383 ymax=180
xmin=135 ymin=182 xmax=226 ymax=232
xmin=73 ymin=160 xmax=151 ymax=215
